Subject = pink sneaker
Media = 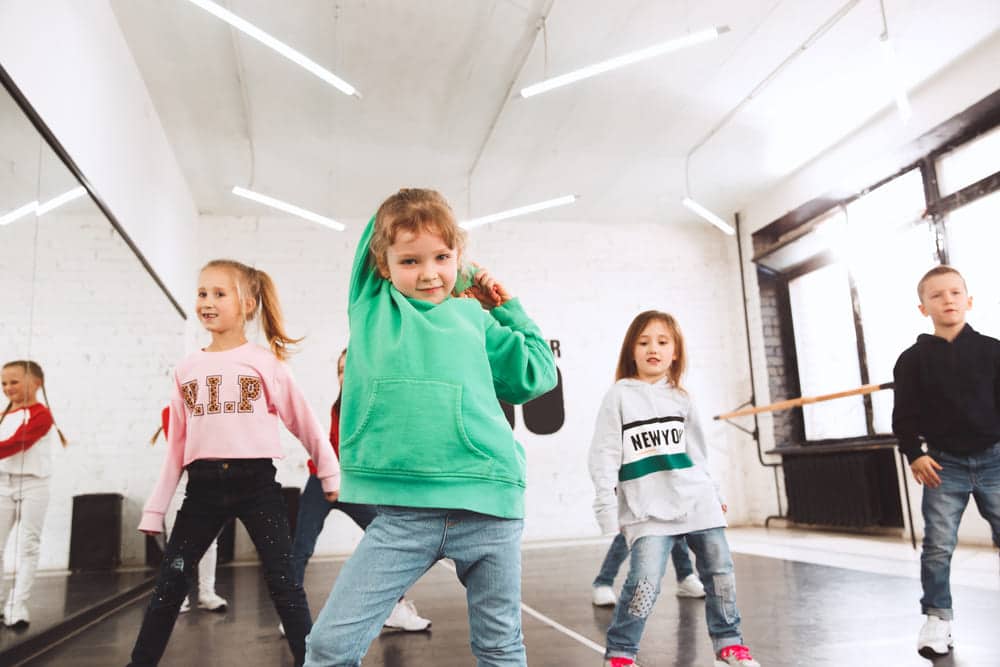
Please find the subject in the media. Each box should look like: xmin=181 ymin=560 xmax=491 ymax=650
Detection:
xmin=605 ymin=658 xmax=634 ymax=667
xmin=715 ymin=644 xmax=760 ymax=666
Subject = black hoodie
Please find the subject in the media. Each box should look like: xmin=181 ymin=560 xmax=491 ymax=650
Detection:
xmin=892 ymin=324 xmax=1000 ymax=463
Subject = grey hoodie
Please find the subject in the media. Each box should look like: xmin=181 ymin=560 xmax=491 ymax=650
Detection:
xmin=589 ymin=378 xmax=725 ymax=539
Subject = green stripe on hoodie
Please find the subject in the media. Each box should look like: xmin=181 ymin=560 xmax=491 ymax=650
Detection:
xmin=338 ymin=215 xmax=557 ymax=519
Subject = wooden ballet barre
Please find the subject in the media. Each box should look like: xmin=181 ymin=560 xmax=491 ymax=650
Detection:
xmin=714 ymin=382 xmax=895 ymax=421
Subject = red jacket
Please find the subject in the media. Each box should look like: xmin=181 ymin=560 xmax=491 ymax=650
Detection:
xmin=0 ymin=404 xmax=54 ymax=460
xmin=308 ymin=403 xmax=340 ymax=477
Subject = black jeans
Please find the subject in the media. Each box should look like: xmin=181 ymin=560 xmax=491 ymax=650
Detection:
xmin=128 ymin=459 xmax=310 ymax=666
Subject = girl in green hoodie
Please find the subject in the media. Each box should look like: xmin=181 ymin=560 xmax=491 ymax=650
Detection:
xmin=304 ymin=189 xmax=557 ymax=667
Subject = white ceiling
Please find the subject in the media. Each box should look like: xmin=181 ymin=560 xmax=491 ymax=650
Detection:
xmin=107 ymin=0 xmax=1000 ymax=228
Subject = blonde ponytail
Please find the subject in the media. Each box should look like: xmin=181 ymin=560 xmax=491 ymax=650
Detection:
xmin=202 ymin=259 xmax=303 ymax=360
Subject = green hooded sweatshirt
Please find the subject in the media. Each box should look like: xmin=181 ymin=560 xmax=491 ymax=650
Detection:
xmin=338 ymin=215 xmax=558 ymax=519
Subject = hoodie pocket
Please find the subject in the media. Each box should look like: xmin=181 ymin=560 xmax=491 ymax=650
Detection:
xmin=620 ymin=476 xmax=694 ymax=522
xmin=342 ymin=378 xmax=494 ymax=476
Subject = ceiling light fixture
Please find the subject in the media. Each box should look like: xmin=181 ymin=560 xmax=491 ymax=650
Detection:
xmin=184 ymin=0 xmax=359 ymax=97
xmin=0 ymin=200 xmax=38 ymax=226
xmin=519 ymin=26 xmax=729 ymax=98
xmin=461 ymin=195 xmax=578 ymax=229
xmin=681 ymin=197 xmax=734 ymax=235
xmin=0 ymin=186 xmax=90 ymax=226
xmin=232 ymin=186 xmax=345 ymax=231
xmin=878 ymin=0 xmax=912 ymax=124
xmin=36 ymin=186 xmax=87 ymax=216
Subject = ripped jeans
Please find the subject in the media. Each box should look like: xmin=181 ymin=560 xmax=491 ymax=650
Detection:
xmin=605 ymin=527 xmax=742 ymax=660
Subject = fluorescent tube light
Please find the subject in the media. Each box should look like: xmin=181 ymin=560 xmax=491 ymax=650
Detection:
xmin=0 ymin=200 xmax=38 ymax=226
xmin=681 ymin=197 xmax=735 ymax=235
xmin=184 ymin=0 xmax=359 ymax=97
xmin=36 ymin=187 xmax=86 ymax=216
xmin=520 ymin=26 xmax=729 ymax=98
xmin=232 ymin=186 xmax=345 ymax=231
xmin=461 ymin=195 xmax=578 ymax=229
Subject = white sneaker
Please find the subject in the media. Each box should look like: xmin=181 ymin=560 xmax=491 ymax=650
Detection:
xmin=676 ymin=574 xmax=706 ymax=598
xmin=197 ymin=591 xmax=228 ymax=612
xmin=2 ymin=604 xmax=29 ymax=628
xmin=179 ymin=597 xmax=191 ymax=614
xmin=383 ymin=599 xmax=431 ymax=631
xmin=591 ymin=585 xmax=617 ymax=607
xmin=917 ymin=615 xmax=953 ymax=657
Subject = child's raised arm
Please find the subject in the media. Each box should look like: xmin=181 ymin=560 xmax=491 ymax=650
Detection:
xmin=589 ymin=388 xmax=623 ymax=535
xmin=482 ymin=294 xmax=557 ymax=405
xmin=348 ymin=215 xmax=380 ymax=309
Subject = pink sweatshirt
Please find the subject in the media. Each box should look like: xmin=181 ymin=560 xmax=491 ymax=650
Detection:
xmin=138 ymin=342 xmax=340 ymax=532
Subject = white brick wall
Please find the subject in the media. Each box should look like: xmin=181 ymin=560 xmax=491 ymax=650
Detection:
xmin=1 ymin=213 xmax=184 ymax=573
xmin=1 ymin=209 xmax=764 ymax=572
xmin=198 ymin=213 xmax=756 ymax=558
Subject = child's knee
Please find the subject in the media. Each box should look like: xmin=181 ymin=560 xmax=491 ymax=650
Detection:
xmin=626 ymin=577 xmax=660 ymax=618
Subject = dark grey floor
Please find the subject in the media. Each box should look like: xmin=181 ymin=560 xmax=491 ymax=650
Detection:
xmin=16 ymin=542 xmax=1000 ymax=666
xmin=0 ymin=568 xmax=151 ymax=659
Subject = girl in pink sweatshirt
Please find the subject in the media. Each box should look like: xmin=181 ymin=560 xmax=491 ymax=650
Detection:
xmin=128 ymin=259 xmax=340 ymax=667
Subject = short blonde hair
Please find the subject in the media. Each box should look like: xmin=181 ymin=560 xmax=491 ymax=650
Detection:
xmin=370 ymin=189 xmax=465 ymax=274
xmin=917 ymin=265 xmax=967 ymax=301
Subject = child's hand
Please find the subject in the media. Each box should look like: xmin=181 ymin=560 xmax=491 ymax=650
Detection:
xmin=461 ymin=263 xmax=512 ymax=309
xmin=721 ymin=504 xmax=728 ymax=513
xmin=325 ymin=491 xmax=339 ymax=502
xmin=910 ymin=455 xmax=942 ymax=488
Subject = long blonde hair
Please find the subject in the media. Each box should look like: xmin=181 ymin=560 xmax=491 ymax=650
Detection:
xmin=202 ymin=259 xmax=302 ymax=360
xmin=0 ymin=360 xmax=68 ymax=446
xmin=615 ymin=311 xmax=687 ymax=389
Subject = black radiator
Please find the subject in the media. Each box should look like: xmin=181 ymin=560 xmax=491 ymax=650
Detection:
xmin=782 ymin=448 xmax=904 ymax=529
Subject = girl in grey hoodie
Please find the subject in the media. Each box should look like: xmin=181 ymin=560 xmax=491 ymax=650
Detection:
xmin=589 ymin=311 xmax=759 ymax=667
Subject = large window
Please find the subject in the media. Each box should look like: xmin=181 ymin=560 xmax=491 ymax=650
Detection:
xmin=788 ymin=262 xmax=867 ymax=439
xmin=753 ymin=104 xmax=1000 ymax=445
xmin=946 ymin=191 xmax=1000 ymax=335
xmin=937 ymin=124 xmax=1000 ymax=196
xmin=847 ymin=170 xmax=937 ymax=434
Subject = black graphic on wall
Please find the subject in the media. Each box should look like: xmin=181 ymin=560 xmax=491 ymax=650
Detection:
xmin=500 ymin=339 xmax=564 ymax=435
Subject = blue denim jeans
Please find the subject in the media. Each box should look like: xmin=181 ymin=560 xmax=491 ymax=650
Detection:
xmin=920 ymin=443 xmax=1000 ymax=620
xmin=304 ymin=506 xmax=525 ymax=666
xmin=593 ymin=532 xmax=694 ymax=587
xmin=290 ymin=475 xmax=378 ymax=587
xmin=605 ymin=527 xmax=742 ymax=659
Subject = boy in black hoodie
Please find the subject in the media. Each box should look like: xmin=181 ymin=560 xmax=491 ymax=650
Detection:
xmin=892 ymin=265 xmax=1000 ymax=658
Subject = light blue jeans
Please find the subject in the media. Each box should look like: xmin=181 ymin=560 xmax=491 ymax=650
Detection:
xmin=304 ymin=506 xmax=525 ymax=666
xmin=605 ymin=527 xmax=742 ymax=659
xmin=593 ymin=532 xmax=694 ymax=587
xmin=920 ymin=443 xmax=1000 ymax=620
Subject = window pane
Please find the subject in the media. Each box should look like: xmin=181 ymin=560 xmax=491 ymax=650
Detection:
xmin=852 ymin=222 xmax=938 ymax=434
xmin=846 ymin=168 xmax=934 ymax=434
xmin=788 ymin=263 xmax=867 ymax=440
xmin=936 ymin=125 xmax=1000 ymax=196
xmin=946 ymin=191 xmax=1000 ymax=335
